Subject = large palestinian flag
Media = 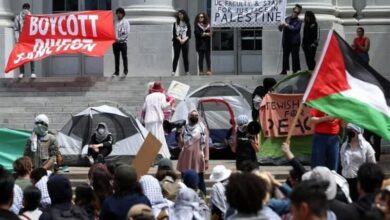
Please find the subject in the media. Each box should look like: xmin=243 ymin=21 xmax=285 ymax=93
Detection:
xmin=303 ymin=30 xmax=390 ymax=141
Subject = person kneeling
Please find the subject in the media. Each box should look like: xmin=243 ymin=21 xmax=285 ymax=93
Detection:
xmin=87 ymin=122 xmax=113 ymax=164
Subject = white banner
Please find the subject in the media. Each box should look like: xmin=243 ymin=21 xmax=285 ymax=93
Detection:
xmin=212 ymin=0 xmax=287 ymax=27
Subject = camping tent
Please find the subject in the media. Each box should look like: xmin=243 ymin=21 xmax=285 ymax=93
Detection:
xmin=258 ymin=71 xmax=312 ymax=165
xmin=0 ymin=128 xmax=31 ymax=170
xmin=57 ymin=105 xmax=148 ymax=166
xmin=170 ymin=82 xmax=252 ymax=158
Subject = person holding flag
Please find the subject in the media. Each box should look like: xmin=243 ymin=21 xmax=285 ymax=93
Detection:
xmin=14 ymin=3 xmax=35 ymax=79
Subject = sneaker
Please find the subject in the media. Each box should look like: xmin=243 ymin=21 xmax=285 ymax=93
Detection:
xmin=186 ymin=72 xmax=191 ymax=76
xmin=31 ymin=73 xmax=36 ymax=78
xmin=87 ymin=156 xmax=94 ymax=165
xmin=171 ymin=72 xmax=176 ymax=76
xmin=112 ymin=72 xmax=119 ymax=77
xmin=18 ymin=73 xmax=24 ymax=79
xmin=206 ymin=71 xmax=212 ymax=76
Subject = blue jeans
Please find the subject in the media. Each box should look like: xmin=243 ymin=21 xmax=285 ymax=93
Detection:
xmin=311 ymin=133 xmax=340 ymax=170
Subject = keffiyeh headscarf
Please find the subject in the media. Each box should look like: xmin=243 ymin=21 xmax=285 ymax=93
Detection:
xmin=94 ymin=122 xmax=111 ymax=143
xmin=140 ymin=175 xmax=166 ymax=206
xmin=171 ymin=188 xmax=209 ymax=220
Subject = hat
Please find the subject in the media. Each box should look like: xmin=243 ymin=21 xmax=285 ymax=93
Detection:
xmin=210 ymin=165 xmax=232 ymax=182
xmin=182 ymin=170 xmax=199 ymax=190
xmin=35 ymin=114 xmax=49 ymax=126
xmin=237 ymin=115 xmax=249 ymax=126
xmin=150 ymin=81 xmax=165 ymax=93
xmin=157 ymin=158 xmax=173 ymax=171
xmin=47 ymin=174 xmax=72 ymax=204
xmin=127 ymin=204 xmax=154 ymax=218
xmin=302 ymin=166 xmax=337 ymax=200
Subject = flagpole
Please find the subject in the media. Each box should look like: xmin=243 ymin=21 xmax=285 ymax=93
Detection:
xmin=285 ymin=101 xmax=305 ymax=144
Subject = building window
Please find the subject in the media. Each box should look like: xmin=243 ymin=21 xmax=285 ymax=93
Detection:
xmin=212 ymin=28 xmax=234 ymax=51
xmin=85 ymin=0 xmax=111 ymax=10
xmin=53 ymin=0 xmax=78 ymax=12
xmin=241 ymin=28 xmax=263 ymax=51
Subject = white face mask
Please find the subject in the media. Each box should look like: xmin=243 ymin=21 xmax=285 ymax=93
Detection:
xmin=98 ymin=128 xmax=105 ymax=135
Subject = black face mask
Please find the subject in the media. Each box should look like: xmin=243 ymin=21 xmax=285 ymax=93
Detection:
xmin=347 ymin=130 xmax=356 ymax=140
xmin=189 ymin=117 xmax=198 ymax=124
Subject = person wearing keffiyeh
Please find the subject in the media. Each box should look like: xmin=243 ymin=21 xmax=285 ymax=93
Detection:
xmin=140 ymin=175 xmax=173 ymax=219
xmin=87 ymin=122 xmax=113 ymax=165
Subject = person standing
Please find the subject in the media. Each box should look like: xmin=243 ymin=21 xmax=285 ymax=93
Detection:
xmin=112 ymin=7 xmax=130 ymax=77
xmin=0 ymin=165 xmax=20 ymax=220
xmin=172 ymin=10 xmax=191 ymax=76
xmin=14 ymin=3 xmax=35 ymax=79
xmin=309 ymin=109 xmax=341 ymax=171
xmin=176 ymin=110 xmax=209 ymax=195
xmin=87 ymin=122 xmax=114 ymax=165
xmin=352 ymin=27 xmax=370 ymax=64
xmin=142 ymin=82 xmax=172 ymax=159
xmin=194 ymin=12 xmax=211 ymax=76
xmin=24 ymin=114 xmax=59 ymax=170
xmin=230 ymin=115 xmax=260 ymax=171
xmin=340 ymin=124 xmax=376 ymax=201
xmin=278 ymin=4 xmax=303 ymax=75
xmin=302 ymin=11 xmax=319 ymax=71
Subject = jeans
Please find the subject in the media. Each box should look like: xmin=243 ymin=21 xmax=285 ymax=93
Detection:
xmin=303 ymin=45 xmax=317 ymax=71
xmin=198 ymin=50 xmax=211 ymax=72
xmin=113 ymin=42 xmax=128 ymax=74
xmin=311 ymin=133 xmax=340 ymax=170
xmin=282 ymin=44 xmax=300 ymax=74
xmin=20 ymin=61 xmax=35 ymax=74
xmin=88 ymin=147 xmax=111 ymax=160
xmin=172 ymin=41 xmax=189 ymax=72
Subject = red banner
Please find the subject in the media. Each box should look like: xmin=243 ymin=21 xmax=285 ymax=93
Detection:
xmin=5 ymin=11 xmax=115 ymax=73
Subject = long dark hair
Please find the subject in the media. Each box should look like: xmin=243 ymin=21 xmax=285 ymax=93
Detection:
xmin=194 ymin=12 xmax=210 ymax=26
xmin=304 ymin=11 xmax=317 ymax=29
xmin=176 ymin=9 xmax=190 ymax=25
xmin=91 ymin=167 xmax=113 ymax=205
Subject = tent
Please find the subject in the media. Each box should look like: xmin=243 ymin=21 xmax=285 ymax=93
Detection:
xmin=58 ymin=105 xmax=148 ymax=166
xmin=258 ymin=71 xmax=312 ymax=165
xmin=0 ymin=128 xmax=31 ymax=170
xmin=170 ymin=82 xmax=252 ymax=159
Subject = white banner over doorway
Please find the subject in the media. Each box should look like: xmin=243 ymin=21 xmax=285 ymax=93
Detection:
xmin=211 ymin=0 xmax=287 ymax=27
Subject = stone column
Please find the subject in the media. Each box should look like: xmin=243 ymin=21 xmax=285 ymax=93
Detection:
xmin=0 ymin=0 xmax=15 ymax=78
xmin=104 ymin=0 xmax=176 ymax=77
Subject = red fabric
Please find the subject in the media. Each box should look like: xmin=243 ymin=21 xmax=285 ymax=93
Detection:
xmin=310 ymin=108 xmax=340 ymax=135
xmin=306 ymin=32 xmax=350 ymax=101
xmin=353 ymin=37 xmax=367 ymax=54
xmin=5 ymin=11 xmax=115 ymax=73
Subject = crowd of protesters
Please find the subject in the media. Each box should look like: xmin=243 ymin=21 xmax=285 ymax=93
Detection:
xmin=1 ymin=138 xmax=390 ymax=220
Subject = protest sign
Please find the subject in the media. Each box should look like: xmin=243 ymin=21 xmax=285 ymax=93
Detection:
xmin=132 ymin=133 xmax=162 ymax=178
xmin=167 ymin=80 xmax=190 ymax=101
xmin=5 ymin=10 xmax=115 ymax=73
xmin=260 ymin=93 xmax=313 ymax=137
xmin=212 ymin=0 xmax=287 ymax=27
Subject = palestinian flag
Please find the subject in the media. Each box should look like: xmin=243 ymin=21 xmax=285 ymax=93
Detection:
xmin=303 ymin=30 xmax=390 ymax=141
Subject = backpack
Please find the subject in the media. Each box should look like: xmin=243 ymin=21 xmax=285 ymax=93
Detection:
xmin=48 ymin=206 xmax=90 ymax=220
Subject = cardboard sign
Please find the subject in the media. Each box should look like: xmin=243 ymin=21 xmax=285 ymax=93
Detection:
xmin=132 ymin=133 xmax=162 ymax=177
xmin=212 ymin=0 xmax=287 ymax=27
xmin=260 ymin=93 xmax=313 ymax=137
xmin=167 ymin=80 xmax=190 ymax=101
xmin=5 ymin=11 xmax=115 ymax=72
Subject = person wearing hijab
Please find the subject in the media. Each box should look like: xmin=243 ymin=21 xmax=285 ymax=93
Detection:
xmin=230 ymin=115 xmax=260 ymax=171
xmin=142 ymin=81 xmax=172 ymax=159
xmin=176 ymin=110 xmax=209 ymax=195
xmin=87 ymin=122 xmax=113 ymax=164
xmin=209 ymin=165 xmax=232 ymax=220
xmin=340 ymin=123 xmax=376 ymax=201
xmin=24 ymin=114 xmax=59 ymax=170
xmin=140 ymin=175 xmax=173 ymax=219
xmin=171 ymin=188 xmax=210 ymax=220
xmin=14 ymin=3 xmax=35 ymax=79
